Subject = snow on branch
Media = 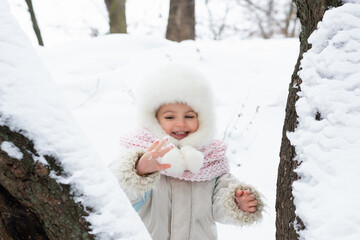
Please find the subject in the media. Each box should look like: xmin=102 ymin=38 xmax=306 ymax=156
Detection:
xmin=0 ymin=0 xmax=150 ymax=239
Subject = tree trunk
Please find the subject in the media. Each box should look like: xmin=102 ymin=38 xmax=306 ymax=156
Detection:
xmin=105 ymin=0 xmax=127 ymax=34
xmin=166 ymin=0 xmax=195 ymax=42
xmin=24 ymin=0 xmax=44 ymax=46
xmin=275 ymin=1 xmax=343 ymax=240
xmin=0 ymin=124 xmax=93 ymax=239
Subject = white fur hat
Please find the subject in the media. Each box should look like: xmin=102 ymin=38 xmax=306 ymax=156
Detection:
xmin=136 ymin=63 xmax=215 ymax=149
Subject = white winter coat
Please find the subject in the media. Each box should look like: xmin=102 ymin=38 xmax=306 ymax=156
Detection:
xmin=111 ymin=148 xmax=264 ymax=240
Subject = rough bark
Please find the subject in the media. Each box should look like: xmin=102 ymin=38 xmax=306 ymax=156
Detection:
xmin=105 ymin=0 xmax=127 ymax=33
xmin=166 ymin=0 xmax=195 ymax=42
xmin=0 ymin=124 xmax=93 ymax=239
xmin=275 ymin=1 xmax=343 ymax=240
xmin=25 ymin=0 xmax=44 ymax=46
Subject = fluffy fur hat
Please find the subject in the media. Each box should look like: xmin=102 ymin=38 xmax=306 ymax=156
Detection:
xmin=136 ymin=63 xmax=215 ymax=149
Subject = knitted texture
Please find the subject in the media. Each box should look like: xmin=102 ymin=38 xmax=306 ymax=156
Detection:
xmin=119 ymin=128 xmax=230 ymax=182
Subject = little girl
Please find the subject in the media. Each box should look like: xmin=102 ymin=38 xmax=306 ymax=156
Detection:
xmin=111 ymin=64 xmax=264 ymax=240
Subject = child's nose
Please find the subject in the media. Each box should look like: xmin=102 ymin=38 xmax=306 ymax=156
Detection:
xmin=176 ymin=119 xmax=186 ymax=127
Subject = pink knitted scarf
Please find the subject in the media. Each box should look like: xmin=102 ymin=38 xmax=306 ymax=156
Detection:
xmin=119 ymin=128 xmax=230 ymax=182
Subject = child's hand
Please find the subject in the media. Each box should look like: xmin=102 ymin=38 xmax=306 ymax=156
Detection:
xmin=234 ymin=189 xmax=258 ymax=213
xmin=136 ymin=138 xmax=173 ymax=176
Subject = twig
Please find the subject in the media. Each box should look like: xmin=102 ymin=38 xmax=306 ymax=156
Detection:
xmin=72 ymin=78 xmax=100 ymax=110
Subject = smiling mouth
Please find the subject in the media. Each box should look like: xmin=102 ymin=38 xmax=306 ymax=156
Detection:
xmin=172 ymin=131 xmax=190 ymax=139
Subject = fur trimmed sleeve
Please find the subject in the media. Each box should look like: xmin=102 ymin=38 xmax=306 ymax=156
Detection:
xmin=110 ymin=147 xmax=160 ymax=195
xmin=213 ymin=173 xmax=264 ymax=226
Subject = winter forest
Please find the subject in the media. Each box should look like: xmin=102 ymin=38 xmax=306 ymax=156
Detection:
xmin=0 ymin=0 xmax=360 ymax=239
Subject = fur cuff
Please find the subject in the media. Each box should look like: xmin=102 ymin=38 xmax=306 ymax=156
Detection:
xmin=221 ymin=182 xmax=264 ymax=226
xmin=114 ymin=148 xmax=160 ymax=194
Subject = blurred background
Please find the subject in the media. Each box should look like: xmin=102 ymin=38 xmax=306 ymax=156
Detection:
xmin=9 ymin=0 xmax=299 ymax=47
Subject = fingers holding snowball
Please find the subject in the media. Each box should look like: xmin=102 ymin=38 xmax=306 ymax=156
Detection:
xmin=136 ymin=138 xmax=174 ymax=175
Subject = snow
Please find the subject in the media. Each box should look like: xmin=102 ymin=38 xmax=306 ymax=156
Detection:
xmin=0 ymin=141 xmax=23 ymax=160
xmin=37 ymin=35 xmax=298 ymax=239
xmin=289 ymin=3 xmax=360 ymax=240
xmin=9 ymin=0 xmax=108 ymax=46
xmin=9 ymin=0 xmax=297 ymax=47
xmin=0 ymin=0 xmax=150 ymax=239
xmin=2 ymin=0 xmax=360 ymax=239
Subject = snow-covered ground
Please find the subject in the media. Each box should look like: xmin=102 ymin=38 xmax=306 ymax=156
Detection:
xmin=2 ymin=0 xmax=299 ymax=237
xmin=3 ymin=0 xmax=360 ymax=239
xmin=1 ymin=0 xmax=150 ymax=239
xmin=37 ymin=34 xmax=298 ymax=239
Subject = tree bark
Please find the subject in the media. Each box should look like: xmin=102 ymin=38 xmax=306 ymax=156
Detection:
xmin=105 ymin=0 xmax=127 ymax=33
xmin=24 ymin=0 xmax=44 ymax=46
xmin=0 ymin=124 xmax=93 ymax=239
xmin=275 ymin=1 xmax=343 ymax=240
xmin=166 ymin=0 xmax=195 ymax=42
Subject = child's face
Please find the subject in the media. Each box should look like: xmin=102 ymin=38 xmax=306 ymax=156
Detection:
xmin=156 ymin=103 xmax=198 ymax=140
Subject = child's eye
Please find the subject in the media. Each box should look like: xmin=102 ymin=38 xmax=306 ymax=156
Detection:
xmin=165 ymin=116 xmax=174 ymax=119
xmin=185 ymin=115 xmax=195 ymax=119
